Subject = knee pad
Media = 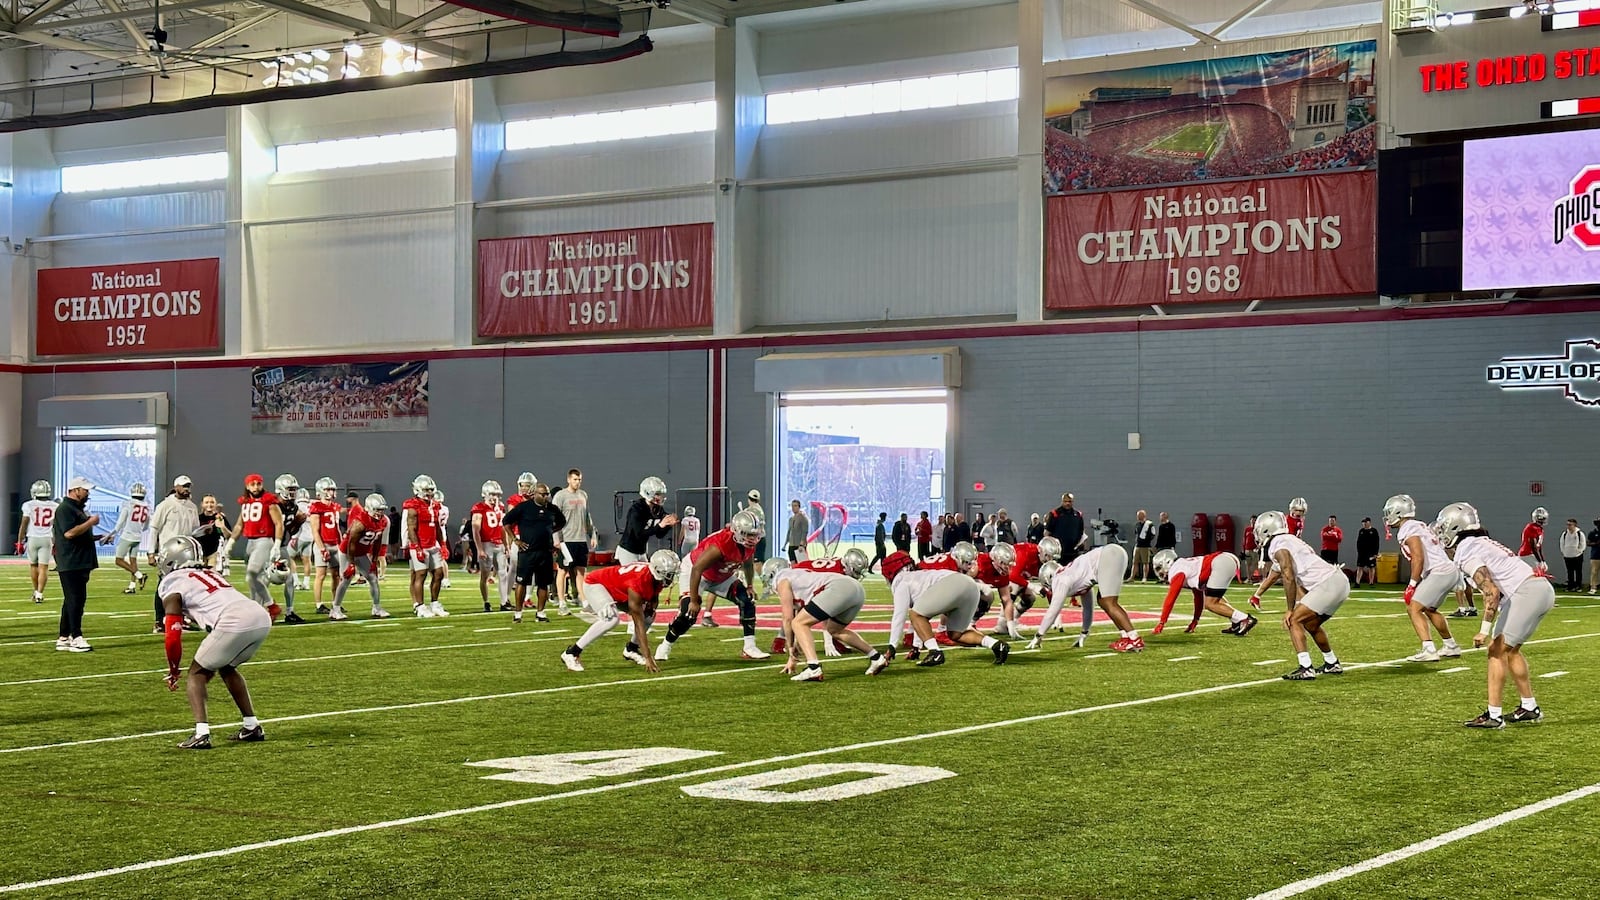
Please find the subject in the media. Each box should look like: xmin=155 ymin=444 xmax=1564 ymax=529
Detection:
xmin=668 ymin=612 xmax=695 ymax=638
xmin=1016 ymin=593 xmax=1035 ymax=614
xmin=975 ymin=596 xmax=992 ymax=620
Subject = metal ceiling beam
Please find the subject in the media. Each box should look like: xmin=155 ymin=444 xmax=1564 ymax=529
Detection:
xmin=1116 ymin=0 xmax=1219 ymax=44
xmin=1212 ymin=0 xmax=1281 ymax=37
xmin=30 ymin=0 xmax=228 ymax=29
xmin=191 ymin=8 xmax=276 ymax=48
xmin=250 ymin=0 xmax=382 ymax=36
xmin=9 ymin=27 xmax=164 ymax=72
xmin=18 ymin=0 xmax=80 ymax=27
xmin=657 ymin=0 xmax=726 ymax=27
xmin=398 ymin=2 xmax=460 ymax=31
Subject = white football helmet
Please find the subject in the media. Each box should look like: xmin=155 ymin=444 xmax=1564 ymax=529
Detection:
xmin=482 ymin=480 xmax=503 ymax=502
xmin=412 ymin=475 xmax=436 ymax=498
xmin=274 ymin=474 xmax=298 ymax=497
xmin=364 ymin=493 xmax=387 ymax=518
xmin=1038 ymin=536 xmax=1062 ymax=562
xmin=266 ymin=558 xmax=292 ymax=585
xmin=639 ymin=476 xmax=667 ymax=504
xmin=729 ymin=509 xmax=765 ymax=548
xmin=1037 ymin=560 xmax=1061 ymax=587
xmin=1288 ymin=497 xmax=1308 ymax=516
xmin=950 ymin=541 xmax=978 ymax=571
xmin=315 ymin=477 xmax=337 ymax=500
xmin=1434 ymin=502 xmax=1481 ymax=549
xmin=129 ymin=482 xmax=147 ymax=500
xmin=1382 ymin=494 xmax=1416 ymax=527
xmin=760 ymin=557 xmax=790 ymax=589
xmin=1531 ymin=506 xmax=1549 ymax=525
xmin=1255 ymin=511 xmax=1289 ymax=546
xmin=156 ymin=535 xmax=205 ymax=574
xmin=989 ymin=542 xmax=1016 ymax=573
xmin=516 ymin=472 xmax=536 ymax=493
xmin=29 ymin=479 xmax=50 ymax=499
xmin=649 ymin=549 xmax=681 ymax=584
xmin=684 ymin=506 xmax=697 ymax=517
xmin=434 ymin=490 xmax=445 ymax=507
xmin=1152 ymin=549 xmax=1178 ymax=581
xmin=841 ymin=548 xmax=870 ymax=579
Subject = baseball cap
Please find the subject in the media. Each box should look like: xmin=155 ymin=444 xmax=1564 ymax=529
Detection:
xmin=173 ymin=475 xmax=192 ymax=488
xmin=748 ymin=489 xmax=761 ymax=502
xmin=67 ymin=476 xmax=94 ymax=491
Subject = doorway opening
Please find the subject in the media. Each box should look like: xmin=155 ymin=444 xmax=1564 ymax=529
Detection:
xmin=53 ymin=425 xmax=158 ymax=546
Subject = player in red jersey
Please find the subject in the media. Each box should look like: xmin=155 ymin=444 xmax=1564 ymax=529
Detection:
xmin=332 ymin=494 xmax=392 ymax=620
xmin=1286 ymin=497 xmax=1308 ymax=539
xmin=1520 ymin=507 xmax=1549 ymax=576
xmin=225 ymin=473 xmax=285 ymax=620
xmin=402 ymin=475 xmax=449 ymax=618
xmin=654 ymin=509 xmax=767 ymax=662
xmin=968 ymin=547 xmax=1017 ymax=638
xmin=307 ymin=476 xmax=343 ymax=617
xmin=473 ymin=480 xmax=512 ymax=613
xmin=560 ymin=550 xmax=681 ymax=673
xmin=988 ymin=537 xmax=1063 ymax=633
xmin=1150 ymin=549 xmax=1257 ymax=636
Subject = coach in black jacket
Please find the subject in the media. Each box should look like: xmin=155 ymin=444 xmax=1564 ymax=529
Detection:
xmin=1046 ymin=493 xmax=1086 ymax=562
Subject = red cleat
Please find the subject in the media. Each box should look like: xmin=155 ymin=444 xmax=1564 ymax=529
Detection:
xmin=935 ymin=631 xmax=957 ymax=646
xmin=1152 ymin=623 xmax=1166 ymax=636
xmin=1109 ymin=636 xmax=1145 ymax=653
xmin=901 ymin=633 xmax=916 ymax=650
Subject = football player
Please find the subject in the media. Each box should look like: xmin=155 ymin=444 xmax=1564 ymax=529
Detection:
xmin=1287 ymin=498 xmax=1308 ymax=538
xmin=402 ymin=475 xmax=449 ymax=618
xmin=155 ymin=535 xmax=273 ymax=750
xmin=1519 ymin=507 xmax=1549 ymax=576
xmin=1030 ymin=543 xmax=1139 ymax=651
xmin=273 ymin=475 xmax=307 ymax=623
xmin=225 ymin=473 xmax=286 ymax=621
xmin=560 ymin=549 xmax=680 ymax=673
xmin=654 ymin=509 xmax=769 ymax=662
xmin=1150 ymin=548 xmax=1256 ymax=636
xmin=1383 ymin=494 xmax=1463 ymax=662
xmin=773 ymin=548 xmax=888 ymax=681
xmin=472 ymin=481 xmax=511 ymax=613
xmin=332 ymin=493 xmax=391 ymax=620
xmin=1250 ymin=510 xmax=1349 ymax=681
xmin=988 ymin=537 xmax=1064 ymax=636
xmin=1435 ymin=502 xmax=1555 ymax=728
xmin=307 ymin=477 xmax=343 ymax=615
xmin=679 ymin=505 xmax=701 ymax=558
xmin=290 ymin=485 xmax=315 ymax=591
xmin=436 ymin=490 xmax=453 ymax=590
xmin=16 ymin=479 xmax=54 ymax=604
xmin=882 ymin=551 xmax=1009 ymax=667
xmin=101 ymin=482 xmax=151 ymax=597
xmin=968 ymin=546 xmax=1018 ymax=638
xmin=617 ymin=476 xmax=678 ymax=565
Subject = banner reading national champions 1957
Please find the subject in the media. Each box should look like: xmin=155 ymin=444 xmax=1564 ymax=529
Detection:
xmin=35 ymin=258 xmax=221 ymax=358
xmin=478 ymin=223 xmax=713 ymax=338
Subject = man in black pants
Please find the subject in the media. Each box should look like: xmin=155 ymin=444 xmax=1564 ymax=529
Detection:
xmin=892 ymin=513 xmax=912 ymax=555
xmin=54 ymin=476 xmax=101 ymax=653
xmin=1046 ymin=492 xmax=1086 ymax=563
xmin=871 ymin=513 xmax=890 ymax=570
xmin=502 ymin=482 xmax=566 ymax=624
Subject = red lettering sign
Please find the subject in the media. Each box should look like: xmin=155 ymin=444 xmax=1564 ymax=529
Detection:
xmin=478 ymin=224 xmax=713 ymax=338
xmin=1044 ymin=171 xmax=1375 ymax=309
xmin=36 ymin=258 xmax=221 ymax=358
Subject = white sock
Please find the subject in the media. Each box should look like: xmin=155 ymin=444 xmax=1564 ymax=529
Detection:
xmin=742 ymin=636 xmax=757 ymax=651
xmin=195 ymin=722 xmax=210 ymax=737
xmin=1422 ymin=640 xmax=1437 ymax=654
xmin=1488 ymin=705 xmax=1503 ymax=718
xmin=1521 ymin=696 xmax=1537 ymax=710
xmin=1322 ymin=651 xmax=1339 ymax=665
xmin=1297 ymin=652 xmax=1312 ymax=668
xmin=242 ymin=716 xmax=259 ymax=729
xmin=922 ymin=637 xmax=940 ymax=650
xmin=979 ymin=636 xmax=997 ymax=648
xmin=1230 ymin=611 xmax=1247 ymax=623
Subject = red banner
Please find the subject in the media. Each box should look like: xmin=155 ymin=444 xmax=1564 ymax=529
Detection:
xmin=1045 ymin=171 xmax=1375 ymax=309
xmin=478 ymin=223 xmax=713 ymax=338
xmin=36 ymin=258 xmax=221 ymax=358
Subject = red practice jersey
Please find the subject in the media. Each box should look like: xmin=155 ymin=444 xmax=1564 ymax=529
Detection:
xmin=472 ymin=501 xmax=506 ymax=544
xmin=919 ymin=553 xmax=962 ymax=572
xmin=585 ymin=562 xmax=662 ymax=606
xmin=971 ymin=553 xmax=1009 ymax=590
xmin=309 ymin=499 xmax=342 ymax=544
xmin=1287 ymin=514 xmax=1305 ymax=537
xmin=689 ymin=528 xmax=755 ymax=584
xmin=1008 ymin=542 xmax=1042 ymax=588
xmin=343 ymin=506 xmax=386 ymax=558
xmin=403 ymin=496 xmax=442 ymax=549
xmin=236 ymin=491 xmax=279 ymax=540
xmin=506 ymin=493 xmax=529 ymax=509
xmin=796 ymin=557 xmax=846 ymax=574
xmin=1519 ymin=522 xmax=1544 ymax=557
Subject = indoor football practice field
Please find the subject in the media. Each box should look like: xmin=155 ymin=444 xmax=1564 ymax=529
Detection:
xmin=3 ymin=563 xmax=1598 ymax=899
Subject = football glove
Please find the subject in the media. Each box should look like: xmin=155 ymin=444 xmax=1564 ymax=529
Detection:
xmin=1403 ymin=582 xmax=1417 ymax=605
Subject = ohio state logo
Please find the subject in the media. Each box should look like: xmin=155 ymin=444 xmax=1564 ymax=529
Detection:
xmin=1554 ymin=166 xmax=1600 ymax=249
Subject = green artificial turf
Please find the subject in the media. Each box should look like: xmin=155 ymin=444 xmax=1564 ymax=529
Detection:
xmin=1 ymin=563 xmax=1595 ymax=898
xmin=1142 ymin=122 xmax=1227 ymax=160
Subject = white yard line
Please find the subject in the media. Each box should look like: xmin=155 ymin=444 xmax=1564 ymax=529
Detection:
xmin=1253 ymin=659 xmax=1287 ymax=666
xmin=1437 ymin=666 xmax=1470 ymax=674
xmin=1083 ymin=652 xmax=1116 ymax=659
xmin=1539 ymin=671 xmax=1569 ymax=678
xmin=1169 ymin=655 xmax=1201 ymax=662
xmin=1246 ymin=783 xmax=1600 ymax=900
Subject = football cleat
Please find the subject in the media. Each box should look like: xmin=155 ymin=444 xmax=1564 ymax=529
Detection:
xmin=1072 ymin=633 xmax=1087 ymax=649
xmin=483 ymin=602 xmax=492 ymax=613
xmin=328 ymin=608 xmax=349 ymax=621
xmin=178 ymin=733 xmax=213 ymax=750
xmin=560 ymin=651 xmax=585 ymax=672
xmin=54 ymin=637 xmax=70 ymax=651
xmin=653 ymin=640 xmax=673 ymax=661
xmin=69 ymin=637 xmax=92 ymax=653
xmin=283 ymin=611 xmax=306 ymax=625
xmin=771 ymin=636 xmax=788 ymax=654
xmin=740 ymin=646 xmax=772 ymax=660
xmin=430 ymin=601 xmax=449 ymax=617
xmin=1110 ymin=637 xmax=1144 ymax=653
xmin=1450 ymin=608 xmax=1478 ymax=618
xmin=1440 ymin=645 xmax=1463 ymax=658
xmin=1316 ymin=661 xmax=1344 ymax=675
xmin=1234 ymin=615 xmax=1259 ymax=636
xmin=1026 ymin=636 xmax=1043 ymax=651
xmin=1219 ymin=621 xmax=1238 ymax=635
xmin=916 ymin=649 xmax=946 ymax=667
xmin=315 ymin=603 xmax=330 ymax=615
xmin=370 ymin=606 xmax=391 ymax=619
xmin=622 ymin=646 xmax=649 ymax=666
xmin=935 ymin=632 xmax=956 ymax=646
xmin=33 ymin=593 xmax=44 ymax=604
xmin=1508 ymin=706 xmax=1544 ymax=725
xmin=1281 ymin=665 xmax=1317 ymax=681
xmin=535 ymin=612 xmax=549 ymax=623
xmin=1463 ymin=710 xmax=1505 ymax=729
xmin=790 ymin=666 xmax=824 ymax=682
xmin=1406 ymin=650 xmax=1441 ymax=663
xmin=122 ymin=585 xmax=137 ymax=595
xmin=229 ymin=725 xmax=265 ymax=743
xmin=413 ymin=603 xmax=433 ymax=618
xmin=136 ymin=571 xmax=148 ymax=589
xmin=992 ymin=641 xmax=1011 ymax=665
xmin=865 ymin=654 xmax=890 ymax=676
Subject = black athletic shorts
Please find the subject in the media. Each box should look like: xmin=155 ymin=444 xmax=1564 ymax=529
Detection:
xmin=518 ymin=550 xmax=555 ymax=588
xmin=561 ymin=542 xmax=589 ymax=568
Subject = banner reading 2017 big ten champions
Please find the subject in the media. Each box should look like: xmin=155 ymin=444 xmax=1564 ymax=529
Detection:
xmin=478 ymin=224 xmax=713 ymax=338
xmin=36 ymin=258 xmax=220 ymax=358
xmin=1045 ymin=170 xmax=1375 ymax=309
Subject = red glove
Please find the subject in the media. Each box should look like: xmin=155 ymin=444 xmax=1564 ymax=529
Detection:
xmin=1403 ymin=582 xmax=1416 ymax=605
xmin=165 ymin=664 xmax=181 ymax=691
xmin=267 ymin=602 xmax=282 ymax=621
xmin=163 ymin=615 xmax=184 ymax=688
xmin=343 ymin=564 xmax=356 ymax=580
xmin=1248 ymin=594 xmax=1263 ymax=610
xmin=13 ymin=541 xmax=22 ymax=555
xmin=409 ymin=544 xmax=424 ymax=563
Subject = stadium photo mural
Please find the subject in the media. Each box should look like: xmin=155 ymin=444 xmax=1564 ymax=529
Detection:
xmin=1044 ymin=40 xmax=1377 ymax=194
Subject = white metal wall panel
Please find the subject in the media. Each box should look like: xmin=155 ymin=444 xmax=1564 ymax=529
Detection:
xmin=757 ymin=107 xmax=1016 ymax=179
xmin=50 ymin=109 xmax=226 ymax=162
xmin=253 ymin=166 xmax=454 ymax=350
xmin=755 ymin=168 xmax=1017 ymax=326
xmin=757 ymin=4 xmax=1018 ymax=82
xmin=490 ymin=137 xmax=715 ymax=237
xmin=48 ymin=189 xmax=225 ymax=269
xmin=261 ymin=81 xmax=454 ymax=145
xmin=490 ymin=194 xmax=715 ymax=239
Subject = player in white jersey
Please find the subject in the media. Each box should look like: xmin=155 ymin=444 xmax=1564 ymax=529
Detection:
xmin=436 ymin=490 xmax=453 ymax=590
xmin=1251 ymin=510 xmax=1349 ymax=681
xmin=882 ymin=552 xmax=1010 ymax=667
xmin=155 ymin=536 xmax=273 ymax=750
xmin=101 ymin=483 xmax=152 ymax=597
xmin=291 ymin=488 xmax=316 ymax=591
xmin=773 ymin=549 xmax=889 ymax=681
xmin=679 ymin=506 xmax=701 ymax=558
xmin=15 ymin=480 xmax=55 ymax=603
xmin=1382 ymin=494 xmax=1462 ymax=662
xmin=1029 ymin=544 xmax=1140 ymax=652
xmin=1435 ymin=503 xmax=1555 ymax=728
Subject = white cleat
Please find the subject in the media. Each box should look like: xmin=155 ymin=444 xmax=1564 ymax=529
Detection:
xmin=328 ymin=607 xmax=349 ymax=621
xmin=441 ymin=578 xmax=452 ymax=589
xmin=654 ymin=640 xmax=673 ymax=661
xmin=32 ymin=592 xmax=44 ymax=604
xmin=1072 ymin=633 xmax=1087 ymax=649
xmin=1440 ymin=645 xmax=1463 ymax=658
xmin=865 ymin=654 xmax=890 ymax=676
xmin=68 ymin=636 xmax=93 ymax=653
xmin=430 ymin=601 xmax=449 ymax=617
xmin=560 ymin=651 xmax=584 ymax=672
xmin=54 ymin=637 xmax=70 ymax=651
xmin=414 ymin=603 xmax=433 ymax=618
xmin=622 ymin=647 xmax=649 ymax=666
xmin=1407 ymin=650 xmax=1441 ymax=663
xmin=1026 ymin=636 xmax=1043 ymax=651
xmin=136 ymin=572 xmax=148 ymax=590
xmin=740 ymin=645 xmax=772 ymax=660
xmin=790 ymin=666 xmax=824 ymax=682
xmin=370 ymin=606 xmax=391 ymax=619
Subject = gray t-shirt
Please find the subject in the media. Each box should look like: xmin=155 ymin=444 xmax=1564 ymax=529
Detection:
xmin=786 ymin=512 xmax=809 ymax=548
xmin=551 ymin=487 xmax=592 ymax=543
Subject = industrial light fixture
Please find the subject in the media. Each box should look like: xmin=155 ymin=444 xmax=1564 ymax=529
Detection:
xmin=344 ymin=42 xmax=364 ymax=58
